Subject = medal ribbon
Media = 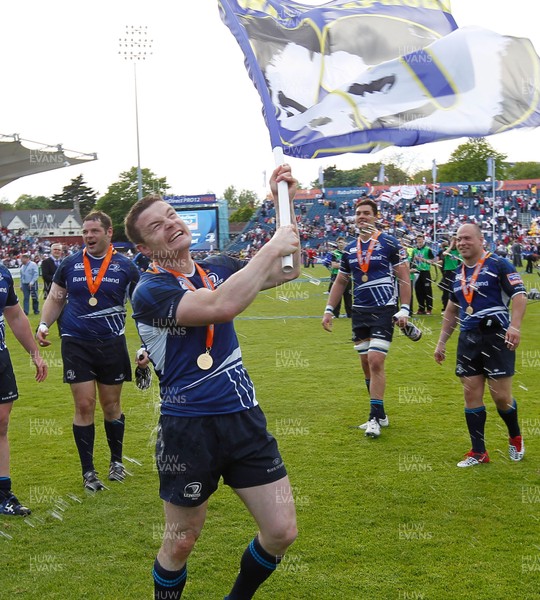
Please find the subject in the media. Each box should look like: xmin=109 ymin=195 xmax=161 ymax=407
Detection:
xmin=83 ymin=245 xmax=115 ymax=299
xmin=357 ymin=230 xmax=380 ymax=275
xmin=154 ymin=262 xmax=215 ymax=352
xmin=461 ymin=252 xmax=491 ymax=308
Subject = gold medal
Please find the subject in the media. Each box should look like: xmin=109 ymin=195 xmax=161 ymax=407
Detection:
xmin=357 ymin=231 xmax=379 ymax=288
xmin=154 ymin=262 xmax=217 ymax=371
xmin=461 ymin=252 xmax=490 ymax=317
xmin=83 ymin=246 xmax=114 ymax=305
xmin=197 ymin=353 xmax=213 ymax=370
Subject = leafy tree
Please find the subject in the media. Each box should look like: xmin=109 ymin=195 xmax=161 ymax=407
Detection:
xmin=505 ymin=161 xmax=540 ymax=180
xmin=223 ymin=186 xmax=259 ymax=210
xmin=50 ymin=174 xmax=98 ymax=219
xmin=13 ymin=194 xmax=51 ymax=210
xmin=96 ymin=167 xmax=169 ymax=241
xmin=223 ymin=185 xmax=238 ymax=209
xmin=229 ymin=205 xmax=255 ymax=222
xmin=437 ymin=138 xmax=507 ymax=182
xmin=314 ymin=162 xmax=409 ymax=188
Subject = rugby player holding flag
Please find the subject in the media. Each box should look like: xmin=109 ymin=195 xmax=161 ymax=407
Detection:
xmin=125 ymin=165 xmax=300 ymax=599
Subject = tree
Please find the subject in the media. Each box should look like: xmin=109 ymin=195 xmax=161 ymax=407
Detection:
xmin=223 ymin=185 xmax=259 ymax=210
xmin=313 ymin=162 xmax=409 ymax=188
xmin=229 ymin=205 xmax=255 ymax=222
xmin=13 ymin=194 xmax=51 ymax=210
xmin=437 ymin=138 xmax=507 ymax=182
xmin=50 ymin=174 xmax=98 ymax=219
xmin=506 ymin=161 xmax=540 ymax=180
xmin=96 ymin=167 xmax=169 ymax=241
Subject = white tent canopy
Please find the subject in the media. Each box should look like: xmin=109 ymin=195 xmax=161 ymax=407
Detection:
xmin=0 ymin=133 xmax=97 ymax=189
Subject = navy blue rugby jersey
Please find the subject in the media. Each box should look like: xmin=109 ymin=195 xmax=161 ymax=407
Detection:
xmin=340 ymin=232 xmax=408 ymax=308
xmin=449 ymin=254 xmax=526 ymax=331
xmin=0 ymin=265 xmax=19 ymax=351
xmin=53 ymin=249 xmax=140 ymax=339
xmin=131 ymin=254 xmax=256 ymax=417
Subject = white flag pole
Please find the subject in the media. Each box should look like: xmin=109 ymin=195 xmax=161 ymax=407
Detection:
xmin=273 ymin=146 xmax=294 ymax=272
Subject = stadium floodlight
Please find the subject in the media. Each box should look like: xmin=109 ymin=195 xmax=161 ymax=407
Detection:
xmin=118 ymin=26 xmax=153 ymax=201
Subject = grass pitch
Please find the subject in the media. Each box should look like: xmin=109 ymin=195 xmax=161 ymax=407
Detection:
xmin=1 ymin=265 xmax=539 ymax=599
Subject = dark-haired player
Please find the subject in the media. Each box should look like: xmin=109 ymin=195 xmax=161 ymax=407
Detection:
xmin=37 ymin=211 xmax=142 ymax=491
xmin=322 ymin=199 xmax=411 ymax=438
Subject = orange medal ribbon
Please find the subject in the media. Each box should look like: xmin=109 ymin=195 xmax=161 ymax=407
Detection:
xmin=154 ymin=262 xmax=216 ymax=365
xmin=461 ymin=252 xmax=491 ymax=313
xmin=83 ymin=245 xmax=115 ymax=305
xmin=357 ymin=230 xmax=380 ymax=281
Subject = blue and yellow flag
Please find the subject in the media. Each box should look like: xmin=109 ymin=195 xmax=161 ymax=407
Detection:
xmin=219 ymin=0 xmax=540 ymax=158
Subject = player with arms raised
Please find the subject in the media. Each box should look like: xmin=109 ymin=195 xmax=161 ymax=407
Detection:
xmin=125 ymin=165 xmax=300 ymax=599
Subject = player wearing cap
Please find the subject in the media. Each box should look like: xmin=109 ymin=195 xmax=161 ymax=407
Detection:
xmin=434 ymin=223 xmax=527 ymax=467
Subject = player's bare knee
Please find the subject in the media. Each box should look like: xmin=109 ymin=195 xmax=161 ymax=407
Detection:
xmin=264 ymin=518 xmax=298 ymax=552
xmin=367 ymin=352 xmax=387 ymax=372
xmin=101 ymin=403 xmax=121 ymax=421
xmin=282 ymin=521 xmax=299 ymax=549
xmin=163 ymin=528 xmax=199 ymax=563
xmin=75 ymin=399 xmax=96 ymax=419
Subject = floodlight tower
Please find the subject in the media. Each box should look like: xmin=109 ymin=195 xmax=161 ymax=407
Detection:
xmin=119 ymin=26 xmax=153 ymax=201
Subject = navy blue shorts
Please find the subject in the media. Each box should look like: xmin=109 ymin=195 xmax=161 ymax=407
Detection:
xmin=456 ymin=327 xmax=515 ymax=378
xmin=0 ymin=349 xmax=18 ymax=403
xmin=351 ymin=306 xmax=395 ymax=343
xmin=156 ymin=405 xmax=287 ymax=507
xmin=61 ymin=336 xmax=132 ymax=385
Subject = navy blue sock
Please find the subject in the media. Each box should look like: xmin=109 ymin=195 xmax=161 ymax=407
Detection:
xmin=465 ymin=406 xmax=487 ymax=453
xmin=497 ymin=398 xmax=520 ymax=438
xmin=73 ymin=424 xmax=95 ymax=474
xmin=0 ymin=476 xmax=11 ymax=499
xmin=104 ymin=413 xmax=125 ymax=463
xmin=365 ymin=379 xmax=371 ymax=394
xmin=153 ymin=559 xmax=187 ymax=600
xmin=227 ymin=536 xmax=282 ymax=600
xmin=369 ymin=399 xmax=385 ymax=420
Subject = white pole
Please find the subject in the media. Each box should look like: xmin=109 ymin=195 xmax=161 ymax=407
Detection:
xmin=119 ymin=25 xmax=153 ymax=203
xmin=273 ymin=147 xmax=294 ymax=272
xmin=133 ymin=63 xmax=143 ymax=201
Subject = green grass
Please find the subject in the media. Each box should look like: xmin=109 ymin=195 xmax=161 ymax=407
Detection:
xmin=2 ymin=265 xmax=540 ymax=599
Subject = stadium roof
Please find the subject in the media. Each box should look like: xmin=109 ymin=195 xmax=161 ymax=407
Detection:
xmin=0 ymin=133 xmax=97 ymax=189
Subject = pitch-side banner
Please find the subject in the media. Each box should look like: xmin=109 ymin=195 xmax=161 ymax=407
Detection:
xmin=219 ymin=0 xmax=540 ymax=158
